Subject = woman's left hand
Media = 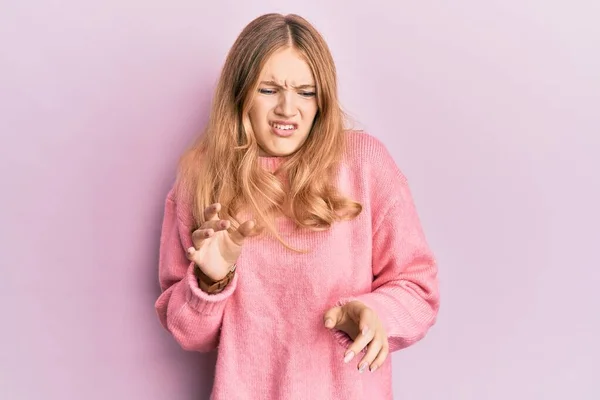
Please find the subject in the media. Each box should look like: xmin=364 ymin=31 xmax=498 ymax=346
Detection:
xmin=323 ymin=300 xmax=389 ymax=373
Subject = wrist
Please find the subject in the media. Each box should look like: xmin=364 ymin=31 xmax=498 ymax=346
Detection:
xmin=194 ymin=263 xmax=237 ymax=294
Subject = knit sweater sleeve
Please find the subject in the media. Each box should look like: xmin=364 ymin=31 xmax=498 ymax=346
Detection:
xmin=154 ymin=189 xmax=237 ymax=353
xmin=337 ymin=134 xmax=440 ymax=352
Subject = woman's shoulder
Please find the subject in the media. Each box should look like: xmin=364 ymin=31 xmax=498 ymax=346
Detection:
xmin=343 ymin=129 xmax=386 ymax=152
xmin=163 ymin=178 xmax=196 ymax=228
xmin=341 ymin=130 xmax=408 ymax=201
xmin=342 ymin=130 xmax=402 ymax=173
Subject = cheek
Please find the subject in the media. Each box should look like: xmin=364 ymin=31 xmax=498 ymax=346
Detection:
xmin=248 ymin=109 xmax=263 ymax=130
xmin=249 ymin=102 xmax=272 ymax=126
xmin=302 ymin=102 xmax=318 ymax=122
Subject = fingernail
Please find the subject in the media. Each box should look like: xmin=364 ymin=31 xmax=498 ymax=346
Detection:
xmin=359 ymin=362 xmax=367 ymax=373
xmin=370 ymin=364 xmax=378 ymax=372
xmin=362 ymin=326 xmax=369 ymax=336
xmin=343 ymin=351 xmax=354 ymax=363
xmin=325 ymin=318 xmax=334 ymax=328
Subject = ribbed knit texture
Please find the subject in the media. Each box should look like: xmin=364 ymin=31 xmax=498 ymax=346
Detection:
xmin=155 ymin=130 xmax=440 ymax=400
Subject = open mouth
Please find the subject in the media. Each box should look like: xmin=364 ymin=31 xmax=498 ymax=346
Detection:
xmin=270 ymin=122 xmax=298 ymax=137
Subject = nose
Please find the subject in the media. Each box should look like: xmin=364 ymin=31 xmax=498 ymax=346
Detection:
xmin=275 ymin=90 xmax=296 ymax=117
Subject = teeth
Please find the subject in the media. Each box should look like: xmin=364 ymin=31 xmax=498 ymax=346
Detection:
xmin=273 ymin=123 xmax=295 ymax=130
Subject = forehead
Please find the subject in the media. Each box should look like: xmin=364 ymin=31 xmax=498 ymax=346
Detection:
xmin=259 ymin=47 xmax=315 ymax=86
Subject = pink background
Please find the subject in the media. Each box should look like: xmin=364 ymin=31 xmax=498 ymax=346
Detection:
xmin=1 ymin=1 xmax=599 ymax=399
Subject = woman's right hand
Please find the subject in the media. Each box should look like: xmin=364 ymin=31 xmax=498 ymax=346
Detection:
xmin=186 ymin=203 xmax=256 ymax=281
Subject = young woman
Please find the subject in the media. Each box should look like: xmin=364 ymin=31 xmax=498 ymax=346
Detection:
xmin=155 ymin=13 xmax=440 ymax=400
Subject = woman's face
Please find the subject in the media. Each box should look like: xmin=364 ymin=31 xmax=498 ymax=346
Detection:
xmin=247 ymin=47 xmax=318 ymax=157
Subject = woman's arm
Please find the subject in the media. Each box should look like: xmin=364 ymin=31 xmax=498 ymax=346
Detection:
xmin=154 ymin=192 xmax=236 ymax=352
xmin=338 ymin=175 xmax=440 ymax=352
xmin=336 ymin=135 xmax=440 ymax=352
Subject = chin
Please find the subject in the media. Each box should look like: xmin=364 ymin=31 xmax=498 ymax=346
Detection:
xmin=259 ymin=140 xmax=297 ymax=157
xmin=266 ymin=148 xmax=294 ymax=157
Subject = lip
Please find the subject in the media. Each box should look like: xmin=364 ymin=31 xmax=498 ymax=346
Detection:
xmin=270 ymin=120 xmax=298 ymax=127
xmin=270 ymin=121 xmax=298 ymax=138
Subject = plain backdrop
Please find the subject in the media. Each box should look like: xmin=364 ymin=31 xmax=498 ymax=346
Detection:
xmin=1 ymin=1 xmax=599 ymax=399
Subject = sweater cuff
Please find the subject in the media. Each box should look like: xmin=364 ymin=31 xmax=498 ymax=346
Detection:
xmin=184 ymin=261 xmax=237 ymax=316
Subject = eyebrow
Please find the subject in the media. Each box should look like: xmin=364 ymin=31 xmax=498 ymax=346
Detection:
xmin=259 ymin=80 xmax=316 ymax=89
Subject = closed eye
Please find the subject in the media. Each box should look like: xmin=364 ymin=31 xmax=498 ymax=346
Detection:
xmin=258 ymin=88 xmax=316 ymax=98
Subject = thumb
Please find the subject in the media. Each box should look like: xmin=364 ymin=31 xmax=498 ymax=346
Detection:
xmin=323 ymin=306 xmax=345 ymax=329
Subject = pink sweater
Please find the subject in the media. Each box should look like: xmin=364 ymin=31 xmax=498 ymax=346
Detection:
xmin=155 ymin=131 xmax=440 ymax=399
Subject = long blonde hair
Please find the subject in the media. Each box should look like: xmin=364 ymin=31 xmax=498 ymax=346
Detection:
xmin=175 ymin=13 xmax=362 ymax=252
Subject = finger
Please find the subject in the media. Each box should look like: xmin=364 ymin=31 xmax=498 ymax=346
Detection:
xmin=203 ymin=203 xmax=221 ymax=221
xmin=185 ymin=246 xmax=196 ymax=261
xmin=201 ymin=219 xmax=230 ymax=232
xmin=228 ymin=219 xmax=256 ymax=246
xmin=191 ymin=228 xmax=214 ymax=248
xmin=343 ymin=329 xmax=373 ymax=364
xmin=323 ymin=306 xmax=345 ymax=329
xmin=343 ymin=315 xmax=374 ymax=363
xmin=357 ymin=336 xmax=383 ymax=373
xmin=369 ymin=338 xmax=389 ymax=372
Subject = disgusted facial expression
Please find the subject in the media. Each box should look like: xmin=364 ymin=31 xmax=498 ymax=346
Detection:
xmin=247 ymin=47 xmax=318 ymax=157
